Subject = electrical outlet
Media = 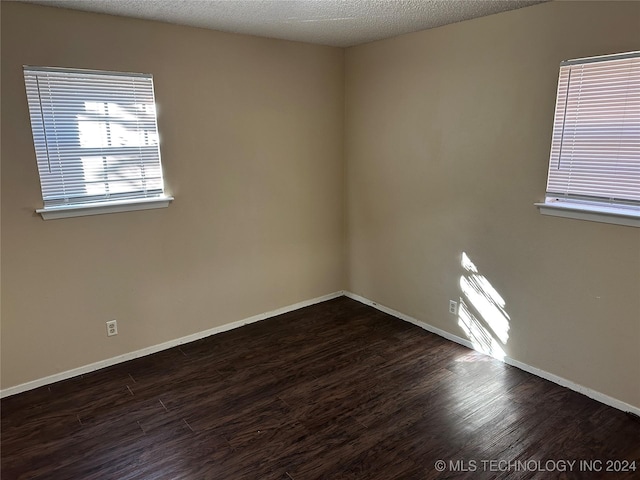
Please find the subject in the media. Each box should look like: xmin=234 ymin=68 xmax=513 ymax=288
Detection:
xmin=106 ymin=320 xmax=118 ymax=337
xmin=449 ymin=300 xmax=458 ymax=314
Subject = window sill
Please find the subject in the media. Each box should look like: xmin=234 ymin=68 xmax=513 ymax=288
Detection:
xmin=36 ymin=196 xmax=174 ymax=220
xmin=535 ymin=201 xmax=640 ymax=228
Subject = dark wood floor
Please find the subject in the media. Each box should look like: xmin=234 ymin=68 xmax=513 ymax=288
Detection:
xmin=2 ymin=297 xmax=639 ymax=480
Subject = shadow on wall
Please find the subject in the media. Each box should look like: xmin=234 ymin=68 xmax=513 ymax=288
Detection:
xmin=457 ymin=252 xmax=510 ymax=361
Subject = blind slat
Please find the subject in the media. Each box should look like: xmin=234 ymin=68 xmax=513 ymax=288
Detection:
xmin=546 ymin=52 xmax=640 ymax=206
xmin=24 ymin=66 xmax=166 ymax=208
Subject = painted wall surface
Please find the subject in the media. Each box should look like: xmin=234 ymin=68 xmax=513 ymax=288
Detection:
xmin=2 ymin=1 xmax=639 ymax=411
xmin=345 ymin=1 xmax=640 ymax=408
xmin=1 ymin=3 xmax=345 ymax=389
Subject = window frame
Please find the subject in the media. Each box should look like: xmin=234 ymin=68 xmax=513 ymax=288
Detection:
xmin=536 ymin=51 xmax=640 ymax=228
xmin=23 ymin=66 xmax=173 ymax=220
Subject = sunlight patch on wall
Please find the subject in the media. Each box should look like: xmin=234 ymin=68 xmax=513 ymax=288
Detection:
xmin=457 ymin=252 xmax=511 ymax=360
xmin=457 ymin=300 xmax=506 ymax=360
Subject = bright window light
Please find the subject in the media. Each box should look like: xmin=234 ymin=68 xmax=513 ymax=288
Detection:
xmin=537 ymin=51 xmax=640 ymax=227
xmin=23 ymin=66 xmax=172 ymax=219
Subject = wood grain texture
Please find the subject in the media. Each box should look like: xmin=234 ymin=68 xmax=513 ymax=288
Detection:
xmin=2 ymin=297 xmax=639 ymax=479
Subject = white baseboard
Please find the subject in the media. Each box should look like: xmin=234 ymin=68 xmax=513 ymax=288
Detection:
xmin=0 ymin=291 xmax=344 ymax=399
xmin=343 ymin=291 xmax=640 ymax=417
xmin=344 ymin=291 xmax=476 ymax=350
xmin=5 ymin=289 xmax=638 ymax=417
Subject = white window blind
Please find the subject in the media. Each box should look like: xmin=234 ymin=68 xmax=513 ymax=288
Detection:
xmin=24 ymin=66 xmax=170 ymax=214
xmin=542 ymin=51 xmax=640 ymax=222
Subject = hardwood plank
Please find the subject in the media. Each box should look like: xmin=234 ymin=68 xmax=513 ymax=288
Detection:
xmin=2 ymin=296 xmax=639 ymax=479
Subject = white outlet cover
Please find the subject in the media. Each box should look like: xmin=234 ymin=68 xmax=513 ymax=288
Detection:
xmin=106 ymin=320 xmax=118 ymax=336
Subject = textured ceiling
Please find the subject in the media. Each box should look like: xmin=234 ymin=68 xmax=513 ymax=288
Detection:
xmin=18 ymin=0 xmax=546 ymax=47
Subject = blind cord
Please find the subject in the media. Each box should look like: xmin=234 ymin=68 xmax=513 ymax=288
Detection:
xmin=34 ymin=76 xmax=53 ymax=174
xmin=557 ymin=67 xmax=572 ymax=170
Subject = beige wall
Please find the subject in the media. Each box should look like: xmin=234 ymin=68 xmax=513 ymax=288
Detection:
xmin=1 ymin=3 xmax=345 ymax=389
xmin=346 ymin=1 xmax=640 ymax=408
xmin=2 ymin=1 xmax=639 ymax=410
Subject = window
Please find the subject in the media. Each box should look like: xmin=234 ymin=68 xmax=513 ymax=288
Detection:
xmin=23 ymin=66 xmax=173 ymax=220
xmin=536 ymin=52 xmax=639 ymax=227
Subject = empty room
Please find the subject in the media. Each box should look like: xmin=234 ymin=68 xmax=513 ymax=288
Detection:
xmin=1 ymin=0 xmax=639 ymax=478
